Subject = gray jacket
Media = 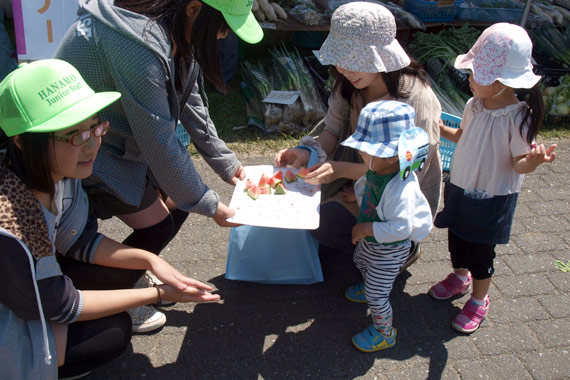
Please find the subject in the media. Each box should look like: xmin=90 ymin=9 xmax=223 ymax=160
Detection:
xmin=54 ymin=0 xmax=241 ymax=217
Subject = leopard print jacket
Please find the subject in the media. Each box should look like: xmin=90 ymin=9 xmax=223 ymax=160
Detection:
xmin=0 ymin=165 xmax=52 ymax=260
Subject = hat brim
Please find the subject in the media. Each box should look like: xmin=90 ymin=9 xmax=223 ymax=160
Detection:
xmin=318 ymin=33 xmax=410 ymax=73
xmin=341 ymin=136 xmax=398 ymax=158
xmin=223 ymin=11 xmax=263 ymax=44
xmin=498 ymin=69 xmax=541 ymax=89
xmin=455 ymin=52 xmax=540 ymax=88
xmin=28 ymin=91 xmax=121 ymax=133
xmin=454 ymin=52 xmax=473 ymax=72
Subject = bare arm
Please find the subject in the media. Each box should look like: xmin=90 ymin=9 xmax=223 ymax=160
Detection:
xmin=78 ymin=284 xmax=219 ymax=321
xmin=304 ymin=161 xmax=367 ymax=185
xmin=439 ymin=119 xmax=462 ymax=143
xmin=93 ymin=237 xmax=220 ymax=291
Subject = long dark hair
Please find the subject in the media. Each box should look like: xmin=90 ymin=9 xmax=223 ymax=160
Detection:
xmin=0 ymin=131 xmax=56 ymax=200
xmin=331 ymin=59 xmax=428 ymax=108
xmin=115 ymin=0 xmax=229 ymax=91
xmin=517 ymin=83 xmax=544 ymax=144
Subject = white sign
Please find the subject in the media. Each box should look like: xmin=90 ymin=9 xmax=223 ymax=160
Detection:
xmin=228 ymin=165 xmax=321 ymax=229
xmin=262 ymin=90 xmax=301 ymax=105
xmin=12 ymin=0 xmax=79 ymax=60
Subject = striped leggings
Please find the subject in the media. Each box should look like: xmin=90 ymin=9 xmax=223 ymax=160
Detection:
xmin=353 ymin=239 xmax=411 ymax=334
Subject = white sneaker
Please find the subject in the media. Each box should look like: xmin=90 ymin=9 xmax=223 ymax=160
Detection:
xmin=59 ymin=371 xmax=92 ymax=380
xmin=134 ymin=271 xmax=175 ymax=307
xmin=128 ymin=305 xmax=166 ymax=333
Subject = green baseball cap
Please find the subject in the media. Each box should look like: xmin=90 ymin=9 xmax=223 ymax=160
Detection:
xmin=0 ymin=59 xmax=121 ymax=137
xmin=202 ymin=0 xmax=263 ymax=44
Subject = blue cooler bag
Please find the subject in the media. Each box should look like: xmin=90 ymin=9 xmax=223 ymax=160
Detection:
xmin=225 ymin=146 xmax=323 ymax=284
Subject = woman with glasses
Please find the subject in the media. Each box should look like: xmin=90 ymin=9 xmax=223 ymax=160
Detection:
xmin=0 ymin=59 xmax=220 ymax=380
xmin=54 ymin=0 xmax=263 ymax=333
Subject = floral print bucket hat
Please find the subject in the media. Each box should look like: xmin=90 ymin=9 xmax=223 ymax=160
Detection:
xmin=454 ymin=23 xmax=540 ymax=88
xmin=317 ymin=1 xmax=411 ymax=73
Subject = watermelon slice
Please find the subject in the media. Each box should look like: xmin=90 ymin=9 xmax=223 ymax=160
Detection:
xmin=245 ymin=178 xmax=255 ymax=190
xmin=259 ymin=184 xmax=272 ymax=194
xmin=246 ymin=185 xmax=261 ymax=200
xmin=258 ymin=173 xmax=271 ymax=187
xmin=297 ymin=167 xmax=309 ymax=179
xmin=274 ymin=182 xmax=287 ymax=194
xmin=284 ymin=169 xmax=297 ymax=183
xmin=273 ymin=182 xmax=287 ymax=195
xmin=269 ymin=171 xmax=283 ymax=189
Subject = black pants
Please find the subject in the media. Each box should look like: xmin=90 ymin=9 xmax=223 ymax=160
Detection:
xmin=310 ymin=201 xmax=357 ymax=253
xmin=58 ymin=312 xmax=131 ymax=378
xmin=449 ymin=230 xmax=496 ymax=280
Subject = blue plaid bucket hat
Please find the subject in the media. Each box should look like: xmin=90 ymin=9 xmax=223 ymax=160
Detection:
xmin=341 ymin=100 xmax=415 ymax=158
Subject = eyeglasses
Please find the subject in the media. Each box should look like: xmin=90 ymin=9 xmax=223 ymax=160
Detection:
xmin=52 ymin=121 xmax=110 ymax=146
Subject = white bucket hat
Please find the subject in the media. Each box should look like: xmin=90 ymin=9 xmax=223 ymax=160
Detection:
xmin=317 ymin=2 xmax=411 ymax=73
xmin=454 ymin=23 xmax=541 ymax=88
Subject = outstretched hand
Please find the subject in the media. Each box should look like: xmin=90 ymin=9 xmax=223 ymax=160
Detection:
xmin=159 ymin=282 xmax=221 ymax=304
xmin=302 ymin=161 xmax=336 ymax=185
xmin=274 ymin=147 xmax=310 ymax=168
xmin=149 ymin=260 xmax=200 ymax=291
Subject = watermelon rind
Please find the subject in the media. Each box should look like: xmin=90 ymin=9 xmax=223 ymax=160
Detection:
xmin=246 ymin=186 xmax=261 ymax=200
xmin=284 ymin=169 xmax=297 ymax=183
xmin=274 ymin=183 xmax=287 ymax=194
xmin=297 ymin=167 xmax=309 ymax=179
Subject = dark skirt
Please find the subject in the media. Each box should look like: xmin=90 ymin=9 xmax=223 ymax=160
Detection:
xmin=435 ymin=182 xmax=518 ymax=245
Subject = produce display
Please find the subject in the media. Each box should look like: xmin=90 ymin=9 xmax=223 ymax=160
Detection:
xmin=530 ymin=24 xmax=570 ymax=69
xmin=241 ymin=45 xmax=326 ymax=133
xmin=252 ymin=0 xmax=428 ymax=28
xmin=252 ymin=0 xmax=288 ymax=21
xmin=543 ymin=74 xmax=570 ymax=116
xmin=407 ymin=24 xmax=481 ymax=116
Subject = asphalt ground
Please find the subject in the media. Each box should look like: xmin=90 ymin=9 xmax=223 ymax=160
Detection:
xmin=88 ymin=137 xmax=569 ymax=380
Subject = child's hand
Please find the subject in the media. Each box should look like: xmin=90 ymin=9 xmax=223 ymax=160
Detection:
xmin=351 ymin=222 xmax=373 ymax=244
xmin=513 ymin=143 xmax=557 ymax=173
xmin=528 ymin=143 xmax=557 ymax=167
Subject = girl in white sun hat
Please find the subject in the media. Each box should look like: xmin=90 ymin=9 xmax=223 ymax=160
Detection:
xmin=275 ymin=1 xmax=442 ymax=273
xmin=431 ymin=23 xmax=557 ymax=334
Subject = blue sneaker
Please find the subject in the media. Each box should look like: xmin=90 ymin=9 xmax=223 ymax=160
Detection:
xmin=345 ymin=282 xmax=367 ymax=303
xmin=352 ymin=325 xmax=397 ymax=352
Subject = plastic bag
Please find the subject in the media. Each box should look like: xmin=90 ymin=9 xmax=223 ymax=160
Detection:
xmin=225 ymin=147 xmax=323 ymax=285
xmin=225 ymin=227 xmax=323 ymax=284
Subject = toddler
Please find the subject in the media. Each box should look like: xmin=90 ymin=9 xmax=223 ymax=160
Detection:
xmin=431 ymin=23 xmax=556 ymax=333
xmin=341 ymin=100 xmax=433 ymax=352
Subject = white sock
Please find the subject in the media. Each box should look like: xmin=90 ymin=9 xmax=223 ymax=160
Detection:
xmin=471 ymin=295 xmax=487 ymax=306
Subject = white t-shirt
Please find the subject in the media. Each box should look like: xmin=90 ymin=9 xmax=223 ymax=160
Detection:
xmin=450 ymin=97 xmax=533 ymax=196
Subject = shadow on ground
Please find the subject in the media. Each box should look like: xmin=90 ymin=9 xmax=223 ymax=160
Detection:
xmin=92 ymin=245 xmax=462 ymax=380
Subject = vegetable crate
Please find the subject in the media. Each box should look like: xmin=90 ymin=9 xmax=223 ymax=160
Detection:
xmin=456 ymin=0 xmax=524 ymax=22
xmin=440 ymin=112 xmax=462 ymax=172
xmin=404 ymin=0 xmax=462 ymax=22
xmin=176 ymin=122 xmax=191 ymax=147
